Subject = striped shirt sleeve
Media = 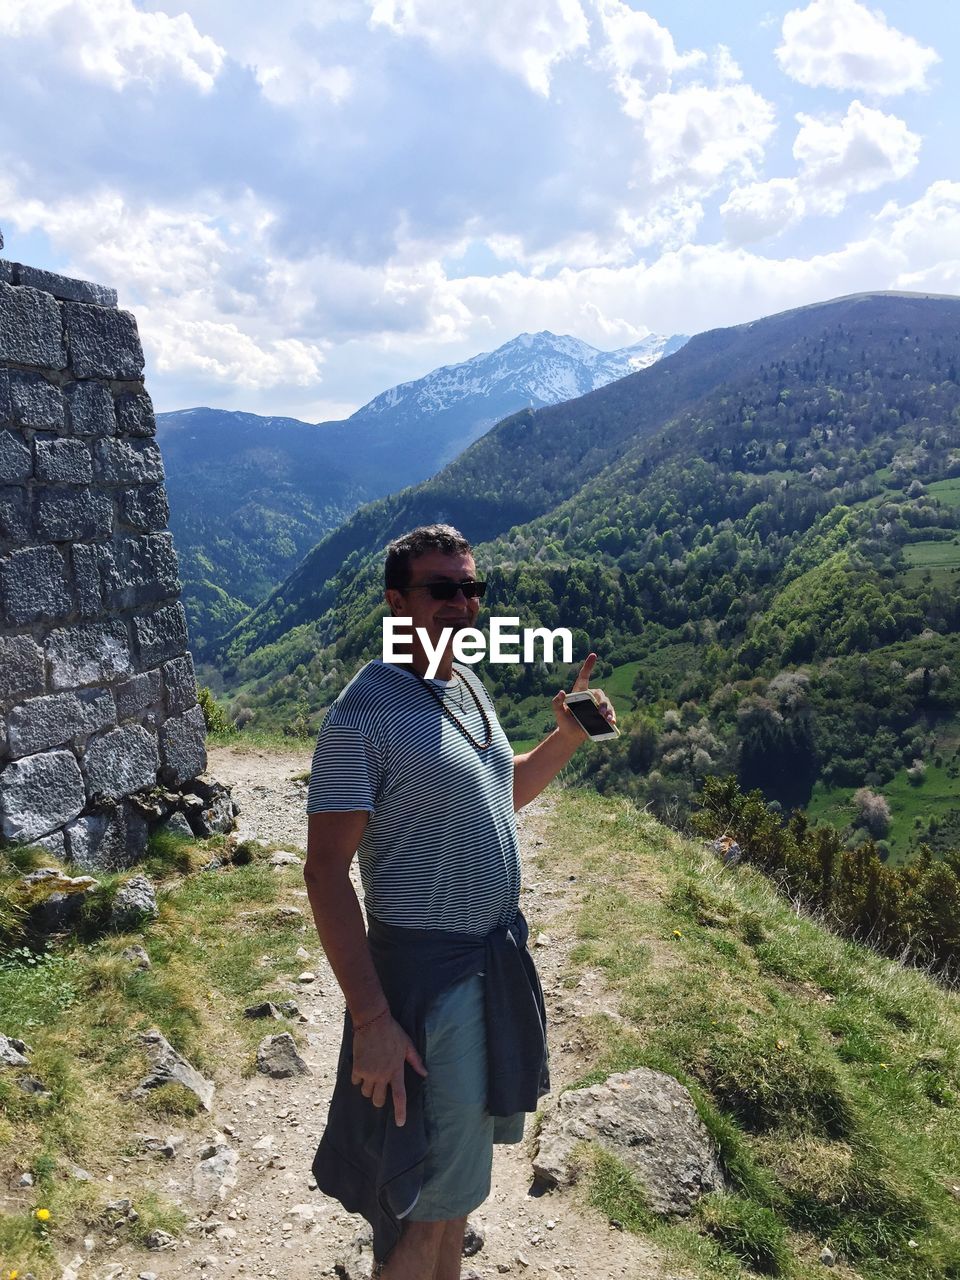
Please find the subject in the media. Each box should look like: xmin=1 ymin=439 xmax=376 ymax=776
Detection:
xmin=306 ymin=722 xmax=383 ymax=814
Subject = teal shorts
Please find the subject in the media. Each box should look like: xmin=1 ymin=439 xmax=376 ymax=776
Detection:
xmin=405 ymin=974 xmax=525 ymax=1222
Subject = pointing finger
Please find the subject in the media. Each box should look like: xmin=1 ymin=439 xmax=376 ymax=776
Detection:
xmin=392 ymin=1071 xmax=407 ymax=1128
xmin=572 ymin=652 xmax=597 ymax=691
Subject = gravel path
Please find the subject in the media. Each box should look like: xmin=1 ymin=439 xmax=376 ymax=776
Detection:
xmin=98 ymin=746 xmax=676 ymax=1280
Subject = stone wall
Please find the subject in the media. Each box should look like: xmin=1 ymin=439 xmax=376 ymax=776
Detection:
xmin=0 ymin=258 xmax=209 ymax=869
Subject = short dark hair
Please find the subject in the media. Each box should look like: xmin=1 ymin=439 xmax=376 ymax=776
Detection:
xmin=384 ymin=524 xmax=473 ymax=590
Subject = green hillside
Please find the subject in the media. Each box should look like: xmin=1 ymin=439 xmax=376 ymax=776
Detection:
xmin=209 ymin=291 xmax=960 ymax=857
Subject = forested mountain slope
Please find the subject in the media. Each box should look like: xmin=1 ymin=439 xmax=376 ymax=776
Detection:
xmin=215 ymin=291 xmax=960 ymax=859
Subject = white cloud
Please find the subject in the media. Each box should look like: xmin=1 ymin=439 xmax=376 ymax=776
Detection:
xmin=593 ymin=0 xmax=703 ymax=99
xmin=641 ymin=75 xmax=776 ymax=189
xmin=255 ymin=60 xmax=353 ymax=107
xmin=368 ymin=0 xmax=590 ymax=95
xmin=721 ymin=179 xmax=805 ymax=244
xmin=0 ymin=0 xmax=225 ymax=92
xmin=794 ymin=100 xmax=921 ymax=213
xmin=776 ymin=0 xmax=938 ymax=96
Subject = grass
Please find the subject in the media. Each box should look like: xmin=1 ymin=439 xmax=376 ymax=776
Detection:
xmin=602 ymin=661 xmax=644 ymax=712
xmin=544 ymin=787 xmax=960 ymax=1280
xmin=0 ymin=833 xmax=314 ymax=1279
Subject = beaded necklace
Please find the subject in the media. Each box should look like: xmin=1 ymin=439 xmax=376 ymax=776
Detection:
xmin=413 ymin=664 xmax=492 ymax=751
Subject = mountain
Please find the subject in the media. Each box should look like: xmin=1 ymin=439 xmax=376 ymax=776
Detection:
xmin=158 ymin=329 xmax=686 ymax=654
xmin=216 ymin=291 xmax=960 ymax=861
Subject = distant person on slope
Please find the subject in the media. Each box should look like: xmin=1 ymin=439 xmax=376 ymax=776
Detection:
xmin=303 ymin=523 xmax=616 ymax=1280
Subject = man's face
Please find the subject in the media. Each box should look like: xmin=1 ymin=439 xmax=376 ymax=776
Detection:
xmin=386 ymin=550 xmax=481 ymax=651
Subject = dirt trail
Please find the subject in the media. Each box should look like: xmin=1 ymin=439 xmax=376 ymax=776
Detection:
xmin=98 ymin=746 xmax=676 ymax=1280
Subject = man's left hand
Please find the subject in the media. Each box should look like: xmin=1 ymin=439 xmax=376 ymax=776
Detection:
xmin=552 ymin=652 xmax=617 ymax=743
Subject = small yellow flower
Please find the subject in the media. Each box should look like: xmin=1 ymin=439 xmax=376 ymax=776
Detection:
xmin=776 ymin=1041 xmax=786 ymax=1051
xmin=879 ymin=1062 xmax=890 ymax=1070
xmin=673 ymin=928 xmax=683 ymax=938
xmin=9 ymin=1269 xmax=20 ymax=1279
xmin=35 ymin=1206 xmax=51 ymax=1221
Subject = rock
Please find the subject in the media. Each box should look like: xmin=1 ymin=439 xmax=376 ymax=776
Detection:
xmin=161 ymin=811 xmax=194 ymax=840
xmin=162 ymin=654 xmax=198 ymax=714
xmin=34 ymin=487 xmax=114 ymax=541
xmin=34 ymin=437 xmax=93 ymax=483
xmin=0 ymin=428 xmax=32 ymax=482
xmin=533 ymin=1068 xmax=724 ymax=1216
xmin=143 ymin=1227 xmax=178 ymax=1250
xmin=114 ymin=670 xmax=163 ymax=721
xmin=295 ymin=946 xmax=311 ymax=960
xmin=463 ymin=1219 xmax=485 ymax=1256
xmin=72 ymin=543 xmax=105 ymax=618
xmin=269 ymin=850 xmax=302 ymax=866
xmin=134 ymin=1132 xmax=182 ymax=1159
xmin=82 ymin=724 xmax=160 ymax=803
xmin=70 ymin=1165 xmax=93 ymax=1181
xmin=109 ymin=874 xmax=158 ymax=930
xmin=820 ymin=1247 xmax=836 ymax=1266
xmin=256 ymin=1033 xmax=310 ymax=1079
xmin=31 ymin=829 xmax=67 ymax=859
xmin=64 ymin=379 xmax=115 ymax=436
xmin=0 ymin=1033 xmax=31 ymax=1066
xmin=115 ymin=390 xmax=157 ymax=437
xmin=94 ymin=437 xmax=163 ymax=486
xmin=297 ymin=972 xmax=316 ymax=984
xmin=132 ymin=601 xmax=190 ymax=665
xmin=0 ymin=634 xmax=45 ymax=701
xmin=158 ymin=704 xmax=207 ymax=787
xmin=7 ymin=688 xmax=116 ymax=758
xmin=0 ymin=484 xmax=30 ymax=539
xmin=279 ymin=1000 xmax=302 ymax=1017
xmin=0 ymin=749 xmax=86 ymax=842
xmin=192 ymin=1133 xmax=239 ymax=1205
xmin=46 ymin=620 xmax=133 ymax=690
xmin=100 ymin=533 xmax=181 ymax=610
xmin=0 ymin=544 xmax=72 ymax=626
xmin=63 ymin=301 xmax=143 ymax=380
xmin=23 ymin=870 xmax=98 ymax=934
xmin=133 ymin=1028 xmax=215 ymax=1111
xmin=9 ymin=370 xmax=65 ymax=430
xmin=18 ymin=1074 xmax=50 ymax=1095
xmin=16 ymin=1169 xmax=35 ymax=1187
xmin=244 ymin=1002 xmax=283 ymax=1020
xmin=119 ymin=483 xmax=169 ymax=533
xmin=122 ymin=944 xmax=152 ymax=967
xmin=66 ymin=802 xmax=149 ymax=872
xmin=14 ymin=264 xmax=117 ymax=307
xmin=190 ymin=785 xmax=235 ymax=837
xmin=0 ymin=281 xmax=66 ymax=368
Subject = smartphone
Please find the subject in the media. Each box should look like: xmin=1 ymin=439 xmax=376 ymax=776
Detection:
xmin=563 ymin=689 xmax=619 ymax=740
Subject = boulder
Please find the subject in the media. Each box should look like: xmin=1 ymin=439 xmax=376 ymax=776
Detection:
xmin=160 ymin=810 xmax=194 ymax=840
xmin=158 ymin=704 xmax=206 ymax=787
xmin=109 ymin=873 xmax=158 ymax=930
xmin=191 ymin=1133 xmax=239 ymax=1206
xmin=133 ymin=1028 xmax=215 ymax=1110
xmin=533 ymin=1068 xmax=724 ymax=1217
xmin=82 ymin=724 xmax=159 ymax=802
xmin=0 ymin=1033 xmax=31 ymax=1067
xmin=0 ymin=749 xmax=86 ymax=841
xmin=256 ymin=1032 xmax=310 ymax=1079
xmin=66 ymin=801 xmax=149 ymax=871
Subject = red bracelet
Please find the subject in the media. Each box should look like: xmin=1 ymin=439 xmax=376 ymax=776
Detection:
xmin=353 ymin=1006 xmax=390 ymax=1034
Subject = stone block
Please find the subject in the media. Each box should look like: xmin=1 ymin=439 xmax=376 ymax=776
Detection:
xmin=0 ymin=545 xmax=72 ymax=626
xmin=159 ymin=704 xmax=206 ymax=786
xmin=0 ymin=486 xmax=30 ymax=540
xmin=9 ymin=372 xmax=65 ymax=431
xmin=115 ymin=670 xmax=163 ymax=721
xmin=34 ymin=488 xmax=113 ymax=541
xmin=0 ymin=635 xmax=45 ymax=703
xmin=34 ymin=437 xmax=93 ymax=483
xmin=94 ymin=438 xmax=164 ymax=486
xmin=0 ymin=260 xmax=13 ymax=285
xmin=64 ymin=380 xmax=115 ymax=437
xmin=118 ymin=484 xmax=169 ymax=532
xmin=0 ymin=282 xmax=66 ymax=369
xmin=71 ymin=543 xmax=103 ymax=617
xmin=63 ymin=302 xmax=143 ymax=379
xmin=0 ymin=369 xmax=9 ymax=421
xmin=82 ymin=724 xmax=160 ymax=802
xmin=115 ymin=391 xmax=156 ymax=437
xmin=0 ymin=430 xmax=32 ymax=482
xmin=0 ymin=750 xmax=86 ymax=842
xmin=66 ymin=801 xmax=148 ymax=872
xmin=14 ymin=265 xmax=118 ymax=308
xmin=132 ymin=602 xmax=189 ymax=667
xmin=7 ymin=688 xmax=116 ymax=758
xmin=162 ymin=654 xmax=198 ymax=714
xmin=101 ymin=533 xmax=180 ymax=609
xmin=47 ymin=620 xmax=133 ymax=690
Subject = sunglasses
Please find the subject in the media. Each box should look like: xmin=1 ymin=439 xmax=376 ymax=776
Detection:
xmin=404 ymin=579 xmax=487 ymax=601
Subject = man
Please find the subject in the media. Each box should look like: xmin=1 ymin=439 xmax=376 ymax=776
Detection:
xmin=304 ymin=524 xmax=615 ymax=1280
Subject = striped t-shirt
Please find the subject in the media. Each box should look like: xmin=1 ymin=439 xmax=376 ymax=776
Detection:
xmin=306 ymin=660 xmax=520 ymax=934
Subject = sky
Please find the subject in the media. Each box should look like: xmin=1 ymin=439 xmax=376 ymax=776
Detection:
xmin=2 ymin=0 xmax=959 ymax=421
